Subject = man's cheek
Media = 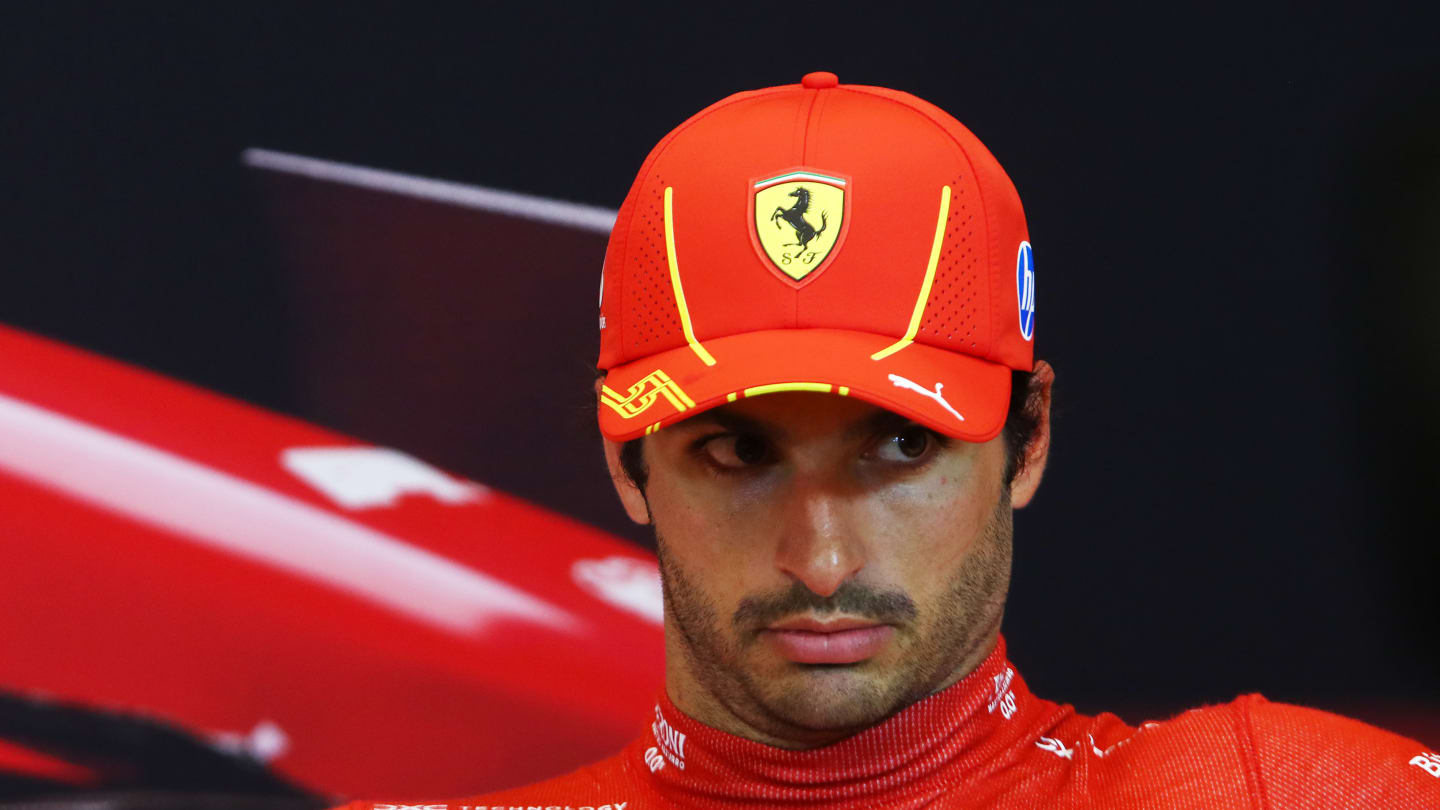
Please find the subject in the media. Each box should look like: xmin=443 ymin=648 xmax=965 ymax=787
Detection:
xmin=873 ymin=508 xmax=975 ymax=587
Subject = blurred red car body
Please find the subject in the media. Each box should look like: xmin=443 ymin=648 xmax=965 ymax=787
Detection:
xmin=0 ymin=324 xmax=664 ymax=800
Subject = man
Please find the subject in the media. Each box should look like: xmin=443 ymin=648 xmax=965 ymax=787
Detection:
xmin=342 ymin=73 xmax=1440 ymax=808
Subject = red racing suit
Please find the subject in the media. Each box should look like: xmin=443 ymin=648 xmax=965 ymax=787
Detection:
xmin=336 ymin=637 xmax=1440 ymax=808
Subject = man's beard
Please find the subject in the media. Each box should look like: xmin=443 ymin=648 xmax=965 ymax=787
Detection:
xmin=656 ymin=488 xmax=1014 ymax=740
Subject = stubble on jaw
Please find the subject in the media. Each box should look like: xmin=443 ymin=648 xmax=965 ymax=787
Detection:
xmin=657 ymin=487 xmax=1015 ymax=746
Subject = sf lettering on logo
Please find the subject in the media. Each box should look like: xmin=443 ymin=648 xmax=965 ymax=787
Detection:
xmin=780 ymin=250 xmax=821 ymax=267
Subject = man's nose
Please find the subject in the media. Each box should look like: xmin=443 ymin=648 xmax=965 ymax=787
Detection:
xmin=773 ymin=484 xmax=865 ymax=598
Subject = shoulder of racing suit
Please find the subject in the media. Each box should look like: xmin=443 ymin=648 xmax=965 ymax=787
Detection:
xmin=1058 ymin=693 xmax=1440 ymax=809
xmin=1237 ymin=694 xmax=1440 ymax=807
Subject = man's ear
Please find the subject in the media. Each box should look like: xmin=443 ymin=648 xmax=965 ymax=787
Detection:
xmin=602 ymin=437 xmax=652 ymax=524
xmin=596 ymin=377 xmax=652 ymax=524
xmin=1009 ymin=360 xmax=1054 ymax=509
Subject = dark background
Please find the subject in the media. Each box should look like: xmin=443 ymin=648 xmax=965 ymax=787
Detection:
xmin=3 ymin=3 xmax=1436 ymax=728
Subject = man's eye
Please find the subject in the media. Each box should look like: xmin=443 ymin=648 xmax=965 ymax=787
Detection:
xmin=702 ymin=434 xmax=771 ymax=468
xmin=874 ymin=427 xmax=933 ymax=462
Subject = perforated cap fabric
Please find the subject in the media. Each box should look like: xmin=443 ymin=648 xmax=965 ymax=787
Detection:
xmin=596 ymin=73 xmax=1036 ymax=442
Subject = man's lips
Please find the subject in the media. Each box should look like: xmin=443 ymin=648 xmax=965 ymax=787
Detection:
xmin=761 ymin=617 xmax=895 ymax=664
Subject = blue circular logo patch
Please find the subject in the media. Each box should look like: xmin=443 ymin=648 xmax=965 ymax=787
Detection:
xmin=1015 ymin=241 xmax=1035 ymax=341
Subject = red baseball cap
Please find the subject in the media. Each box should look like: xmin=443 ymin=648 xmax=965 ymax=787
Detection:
xmin=597 ymin=71 xmax=1035 ymax=443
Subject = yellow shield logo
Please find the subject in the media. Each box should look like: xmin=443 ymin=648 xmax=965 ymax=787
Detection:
xmin=751 ymin=169 xmax=848 ymax=284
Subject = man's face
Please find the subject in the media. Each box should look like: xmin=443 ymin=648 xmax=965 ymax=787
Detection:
xmin=630 ymin=392 xmax=1015 ymax=748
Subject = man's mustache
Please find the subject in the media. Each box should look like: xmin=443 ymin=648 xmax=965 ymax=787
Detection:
xmin=732 ymin=580 xmax=918 ymax=631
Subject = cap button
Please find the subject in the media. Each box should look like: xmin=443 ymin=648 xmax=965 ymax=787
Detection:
xmin=801 ymin=71 xmax=839 ymax=89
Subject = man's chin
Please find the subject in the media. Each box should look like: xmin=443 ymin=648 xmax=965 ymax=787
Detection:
xmin=745 ymin=664 xmax=911 ymax=732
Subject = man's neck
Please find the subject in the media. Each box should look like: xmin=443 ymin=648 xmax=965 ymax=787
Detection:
xmin=638 ymin=634 xmax=1064 ymax=808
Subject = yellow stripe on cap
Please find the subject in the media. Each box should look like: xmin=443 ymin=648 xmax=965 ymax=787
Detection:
xmin=871 ymin=185 xmax=952 ymax=361
xmin=664 ymin=187 xmax=717 ymax=367
xmin=742 ymin=382 xmax=833 ymax=397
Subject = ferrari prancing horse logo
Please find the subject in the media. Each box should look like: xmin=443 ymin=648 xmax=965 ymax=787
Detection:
xmin=751 ymin=169 xmax=848 ymax=284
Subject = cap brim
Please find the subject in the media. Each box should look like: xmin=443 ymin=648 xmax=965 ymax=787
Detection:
xmin=598 ymin=329 xmax=1011 ymax=443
